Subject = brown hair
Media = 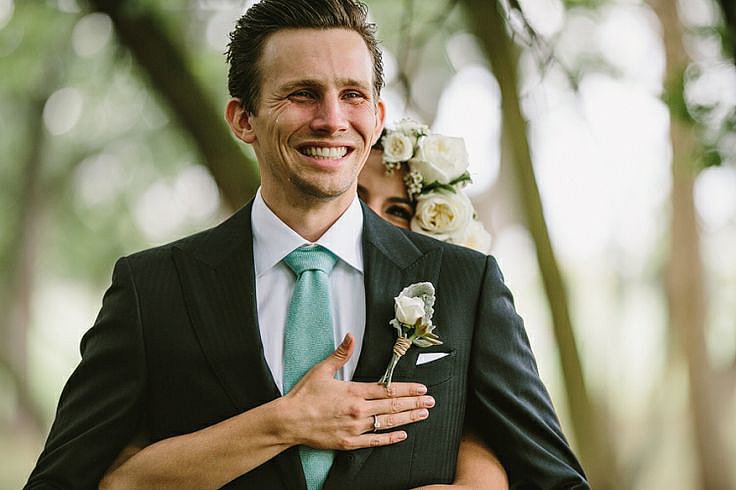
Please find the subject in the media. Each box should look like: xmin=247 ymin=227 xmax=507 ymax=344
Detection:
xmin=226 ymin=0 xmax=384 ymax=115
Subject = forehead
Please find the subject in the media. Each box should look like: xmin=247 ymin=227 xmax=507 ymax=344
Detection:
xmin=259 ymin=28 xmax=374 ymax=89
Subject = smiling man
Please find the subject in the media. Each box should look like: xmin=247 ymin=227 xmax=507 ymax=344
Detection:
xmin=25 ymin=1 xmax=588 ymax=489
xmin=227 ymin=27 xmax=383 ymax=241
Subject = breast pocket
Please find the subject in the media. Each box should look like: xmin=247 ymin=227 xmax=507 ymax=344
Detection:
xmin=413 ymin=349 xmax=456 ymax=387
xmin=405 ymin=348 xmax=461 ymax=487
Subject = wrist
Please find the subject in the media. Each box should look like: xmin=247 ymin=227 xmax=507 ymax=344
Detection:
xmin=267 ymin=394 xmax=301 ymax=448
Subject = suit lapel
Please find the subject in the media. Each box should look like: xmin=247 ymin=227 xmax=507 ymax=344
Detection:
xmin=172 ymin=202 xmax=305 ymax=490
xmin=324 ymin=204 xmax=443 ymax=488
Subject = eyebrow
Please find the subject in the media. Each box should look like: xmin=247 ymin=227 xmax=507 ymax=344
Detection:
xmin=357 ymin=186 xmax=414 ymax=207
xmin=279 ymin=78 xmax=372 ymax=93
xmin=386 ymin=197 xmax=413 ymax=206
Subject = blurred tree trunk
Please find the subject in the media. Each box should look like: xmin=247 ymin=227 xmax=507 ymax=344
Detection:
xmin=459 ymin=1 xmax=616 ymax=488
xmin=649 ymin=1 xmax=734 ymax=489
xmin=86 ymin=0 xmax=259 ymax=211
xmin=0 ymin=93 xmax=50 ymax=438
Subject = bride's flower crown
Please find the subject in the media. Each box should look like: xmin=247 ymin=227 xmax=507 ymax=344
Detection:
xmin=380 ymin=118 xmax=492 ymax=254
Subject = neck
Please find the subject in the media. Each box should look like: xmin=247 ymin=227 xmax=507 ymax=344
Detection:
xmin=260 ymin=186 xmax=356 ymax=242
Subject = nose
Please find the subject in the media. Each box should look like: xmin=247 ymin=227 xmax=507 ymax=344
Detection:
xmin=310 ymin=94 xmax=349 ymax=134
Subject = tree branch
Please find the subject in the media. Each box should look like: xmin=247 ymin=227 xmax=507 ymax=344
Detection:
xmin=0 ymin=90 xmax=52 ymax=438
xmin=86 ymin=0 xmax=259 ymax=211
xmin=395 ymin=0 xmax=459 ymax=115
xmin=459 ymin=1 xmax=617 ymax=487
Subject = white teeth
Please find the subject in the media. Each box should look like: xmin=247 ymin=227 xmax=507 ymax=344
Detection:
xmin=302 ymin=146 xmax=348 ymax=159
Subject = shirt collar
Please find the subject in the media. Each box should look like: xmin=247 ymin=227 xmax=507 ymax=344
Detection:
xmin=251 ymin=188 xmax=364 ymax=276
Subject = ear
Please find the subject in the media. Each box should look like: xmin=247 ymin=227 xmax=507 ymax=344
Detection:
xmin=225 ymin=98 xmax=257 ymax=144
xmin=372 ymin=99 xmax=386 ymax=146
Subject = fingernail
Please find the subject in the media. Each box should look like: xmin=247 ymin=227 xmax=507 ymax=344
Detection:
xmin=418 ymin=409 xmax=429 ymax=418
xmin=424 ymin=396 xmax=435 ymax=407
xmin=397 ymin=431 xmax=407 ymax=440
xmin=417 ymin=385 xmax=427 ymax=395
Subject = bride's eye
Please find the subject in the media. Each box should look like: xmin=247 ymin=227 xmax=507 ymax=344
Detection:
xmin=386 ymin=204 xmax=412 ymax=223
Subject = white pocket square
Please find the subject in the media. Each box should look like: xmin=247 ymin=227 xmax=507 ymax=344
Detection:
xmin=416 ymin=352 xmax=450 ymax=365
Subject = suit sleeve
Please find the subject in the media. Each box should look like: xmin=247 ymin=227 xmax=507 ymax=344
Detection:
xmin=466 ymin=256 xmax=589 ymax=489
xmin=25 ymin=257 xmax=147 ymax=490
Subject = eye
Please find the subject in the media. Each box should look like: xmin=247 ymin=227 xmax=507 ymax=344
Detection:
xmin=343 ymin=90 xmax=368 ymax=102
xmin=289 ymin=90 xmax=316 ymax=101
xmin=385 ymin=204 xmax=413 ymax=224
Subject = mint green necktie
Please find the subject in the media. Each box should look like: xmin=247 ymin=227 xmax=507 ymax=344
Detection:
xmin=282 ymin=245 xmax=338 ymax=490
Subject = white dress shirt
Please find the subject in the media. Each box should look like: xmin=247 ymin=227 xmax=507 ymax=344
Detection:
xmin=251 ymin=189 xmax=366 ymax=394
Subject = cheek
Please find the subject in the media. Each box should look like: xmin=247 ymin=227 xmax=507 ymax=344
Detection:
xmin=346 ymin=103 xmax=378 ymax=133
xmin=265 ymin=102 xmax=309 ymax=135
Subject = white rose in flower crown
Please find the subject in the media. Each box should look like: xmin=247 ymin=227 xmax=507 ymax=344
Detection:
xmin=409 ymin=134 xmax=469 ymax=185
xmin=411 ymin=189 xmax=474 ymax=240
xmin=450 ymin=219 xmax=492 ymax=254
xmin=381 ymin=132 xmax=415 ymax=163
xmin=396 ymin=118 xmax=429 ymax=137
xmin=394 ymin=295 xmax=426 ymax=326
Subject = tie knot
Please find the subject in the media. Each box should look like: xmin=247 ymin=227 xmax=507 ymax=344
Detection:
xmin=283 ymin=245 xmax=338 ymax=276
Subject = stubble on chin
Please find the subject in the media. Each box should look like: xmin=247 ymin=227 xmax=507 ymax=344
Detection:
xmin=289 ymin=173 xmax=354 ymax=202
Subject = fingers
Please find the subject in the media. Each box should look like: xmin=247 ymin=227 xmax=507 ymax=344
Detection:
xmin=330 ymin=400 xmax=431 ymax=451
xmin=368 ymin=407 xmax=430 ymax=432
xmin=321 ymin=333 xmax=354 ymax=374
xmin=339 ymin=430 xmax=408 ymax=450
xmin=367 ymin=395 xmax=435 ymax=416
xmin=360 ymin=381 xmax=427 ymax=400
xmin=338 ymin=404 xmax=429 ymax=449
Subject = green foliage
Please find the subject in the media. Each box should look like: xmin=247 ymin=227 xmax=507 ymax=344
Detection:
xmin=699 ymin=147 xmax=723 ymax=169
xmin=724 ymin=107 xmax=736 ymax=132
xmin=0 ymin=1 xmax=225 ymax=288
xmin=561 ymin=0 xmax=608 ymax=9
xmin=366 ymin=0 xmax=467 ymax=118
xmin=662 ymin=67 xmax=733 ymax=172
xmin=662 ymin=67 xmax=695 ymax=125
xmin=421 ymin=171 xmax=472 ymax=194
xmin=0 ymin=4 xmax=76 ymax=94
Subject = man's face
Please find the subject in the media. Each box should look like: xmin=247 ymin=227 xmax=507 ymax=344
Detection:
xmin=238 ymin=28 xmax=385 ymax=205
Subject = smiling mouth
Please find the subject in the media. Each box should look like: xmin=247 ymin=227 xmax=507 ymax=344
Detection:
xmin=298 ymin=146 xmax=350 ymax=159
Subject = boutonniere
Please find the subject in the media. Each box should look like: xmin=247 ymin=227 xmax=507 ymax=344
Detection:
xmin=378 ymin=282 xmax=443 ymax=387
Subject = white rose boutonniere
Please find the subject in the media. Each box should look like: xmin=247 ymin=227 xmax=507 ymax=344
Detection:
xmin=379 ymin=282 xmax=443 ymax=387
xmin=410 ymin=189 xmax=474 ymax=240
xmin=409 ymin=134 xmax=469 ymax=185
xmin=449 ymin=219 xmax=493 ymax=254
xmin=394 ymin=295 xmax=426 ymax=325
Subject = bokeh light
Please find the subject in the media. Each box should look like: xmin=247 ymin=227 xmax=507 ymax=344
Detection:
xmin=43 ymin=87 xmax=83 ymax=135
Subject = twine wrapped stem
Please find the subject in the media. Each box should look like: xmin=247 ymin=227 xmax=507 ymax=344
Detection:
xmin=378 ymin=336 xmax=413 ymax=387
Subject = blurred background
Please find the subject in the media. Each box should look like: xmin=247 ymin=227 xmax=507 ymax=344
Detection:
xmin=1 ymin=0 xmax=734 ymax=488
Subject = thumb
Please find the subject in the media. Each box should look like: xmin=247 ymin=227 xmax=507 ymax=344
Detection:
xmin=322 ymin=333 xmax=354 ymax=373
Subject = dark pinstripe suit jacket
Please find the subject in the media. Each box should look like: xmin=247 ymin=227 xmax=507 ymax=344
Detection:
xmin=26 ymin=201 xmax=588 ymax=489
